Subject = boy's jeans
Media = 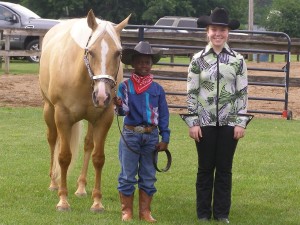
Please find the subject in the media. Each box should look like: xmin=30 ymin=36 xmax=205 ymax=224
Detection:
xmin=118 ymin=126 xmax=159 ymax=196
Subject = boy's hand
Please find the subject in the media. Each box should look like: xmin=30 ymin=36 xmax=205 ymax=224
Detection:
xmin=156 ymin=142 xmax=168 ymax=151
xmin=113 ymin=97 xmax=122 ymax=106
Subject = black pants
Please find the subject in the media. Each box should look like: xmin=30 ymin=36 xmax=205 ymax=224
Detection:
xmin=195 ymin=126 xmax=238 ymax=219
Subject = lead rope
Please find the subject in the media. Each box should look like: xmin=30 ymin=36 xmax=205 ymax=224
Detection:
xmin=116 ymin=115 xmax=140 ymax=155
xmin=116 ymin=114 xmax=171 ymax=172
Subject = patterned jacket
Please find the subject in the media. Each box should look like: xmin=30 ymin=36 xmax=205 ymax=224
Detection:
xmin=186 ymin=42 xmax=248 ymax=128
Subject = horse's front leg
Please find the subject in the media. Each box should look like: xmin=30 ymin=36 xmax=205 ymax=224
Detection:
xmin=75 ymin=122 xmax=94 ymax=197
xmin=90 ymin=111 xmax=114 ymax=212
xmin=90 ymin=132 xmax=106 ymax=212
xmin=55 ymin=112 xmax=73 ymax=211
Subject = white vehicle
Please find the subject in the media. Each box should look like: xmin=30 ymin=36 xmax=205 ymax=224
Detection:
xmin=146 ymin=16 xmax=198 ymax=33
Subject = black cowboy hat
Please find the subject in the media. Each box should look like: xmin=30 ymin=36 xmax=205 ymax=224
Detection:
xmin=197 ymin=7 xmax=240 ymax=30
xmin=121 ymin=41 xmax=162 ymax=65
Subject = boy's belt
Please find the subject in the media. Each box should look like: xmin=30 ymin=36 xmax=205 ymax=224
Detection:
xmin=125 ymin=125 xmax=157 ymax=133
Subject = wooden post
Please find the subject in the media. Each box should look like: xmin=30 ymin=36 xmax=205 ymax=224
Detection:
xmin=0 ymin=30 xmax=3 ymax=69
xmin=4 ymin=33 xmax=11 ymax=74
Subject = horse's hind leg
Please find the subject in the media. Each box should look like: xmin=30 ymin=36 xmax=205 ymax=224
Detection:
xmin=75 ymin=122 xmax=94 ymax=197
xmin=43 ymin=102 xmax=58 ymax=191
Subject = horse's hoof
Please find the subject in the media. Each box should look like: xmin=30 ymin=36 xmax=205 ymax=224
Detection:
xmin=48 ymin=186 xmax=59 ymax=191
xmin=56 ymin=200 xmax=70 ymax=211
xmin=56 ymin=206 xmax=71 ymax=212
xmin=90 ymin=203 xmax=104 ymax=213
xmin=75 ymin=191 xmax=87 ymax=198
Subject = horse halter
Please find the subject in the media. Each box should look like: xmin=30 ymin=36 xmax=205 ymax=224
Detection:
xmin=83 ymin=33 xmax=120 ymax=88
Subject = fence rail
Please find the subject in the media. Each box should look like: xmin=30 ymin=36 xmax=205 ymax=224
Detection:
xmin=0 ymin=28 xmax=45 ymax=72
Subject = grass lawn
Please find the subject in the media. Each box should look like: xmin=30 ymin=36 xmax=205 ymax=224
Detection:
xmin=0 ymin=107 xmax=299 ymax=224
xmin=1 ymin=54 xmax=299 ymax=75
xmin=0 ymin=60 xmax=39 ymax=75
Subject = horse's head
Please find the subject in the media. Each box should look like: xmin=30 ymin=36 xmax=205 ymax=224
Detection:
xmin=84 ymin=10 xmax=130 ymax=108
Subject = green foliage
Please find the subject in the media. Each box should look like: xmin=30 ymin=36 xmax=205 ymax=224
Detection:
xmin=263 ymin=0 xmax=300 ymax=37
xmin=20 ymin=0 xmax=86 ymax=19
xmin=14 ymin=0 xmax=298 ymax=36
xmin=14 ymin=0 xmax=247 ymax=26
xmin=208 ymin=0 xmax=248 ymax=25
xmin=0 ymin=107 xmax=300 ymax=224
xmin=254 ymin=0 xmax=273 ymax=26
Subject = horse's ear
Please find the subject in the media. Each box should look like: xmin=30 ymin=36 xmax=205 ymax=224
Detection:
xmin=115 ymin=14 xmax=131 ymax=34
xmin=87 ymin=9 xmax=98 ymax=31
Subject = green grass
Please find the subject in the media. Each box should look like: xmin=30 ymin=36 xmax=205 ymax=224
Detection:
xmin=0 ymin=59 xmax=39 ymax=75
xmin=0 ymin=107 xmax=299 ymax=224
xmin=1 ymin=54 xmax=299 ymax=75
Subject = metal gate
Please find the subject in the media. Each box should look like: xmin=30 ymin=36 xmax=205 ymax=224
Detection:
xmin=122 ymin=25 xmax=293 ymax=119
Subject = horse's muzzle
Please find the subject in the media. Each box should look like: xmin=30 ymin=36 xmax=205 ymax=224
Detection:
xmin=92 ymin=91 xmax=111 ymax=108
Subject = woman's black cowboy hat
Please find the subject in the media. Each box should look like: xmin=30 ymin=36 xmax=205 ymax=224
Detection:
xmin=197 ymin=7 xmax=240 ymax=30
xmin=121 ymin=41 xmax=162 ymax=65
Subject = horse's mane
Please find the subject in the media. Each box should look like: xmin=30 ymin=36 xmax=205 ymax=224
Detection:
xmin=70 ymin=18 xmax=121 ymax=49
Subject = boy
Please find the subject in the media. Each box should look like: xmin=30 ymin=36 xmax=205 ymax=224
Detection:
xmin=114 ymin=41 xmax=170 ymax=222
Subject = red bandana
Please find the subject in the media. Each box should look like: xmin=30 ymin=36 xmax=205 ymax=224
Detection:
xmin=130 ymin=73 xmax=153 ymax=94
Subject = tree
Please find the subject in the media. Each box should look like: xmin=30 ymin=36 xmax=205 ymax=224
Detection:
xmin=20 ymin=0 xmax=84 ymax=18
xmin=17 ymin=0 xmax=266 ymax=31
xmin=254 ymin=0 xmax=272 ymax=28
xmin=188 ymin=0 xmax=248 ymax=28
xmin=263 ymin=0 xmax=300 ymax=37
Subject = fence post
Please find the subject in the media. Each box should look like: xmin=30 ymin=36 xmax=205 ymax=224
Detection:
xmin=4 ymin=33 xmax=11 ymax=74
xmin=0 ymin=30 xmax=3 ymax=69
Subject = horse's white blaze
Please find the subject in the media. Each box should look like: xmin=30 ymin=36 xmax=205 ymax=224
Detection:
xmin=96 ymin=81 xmax=107 ymax=105
xmin=101 ymin=40 xmax=109 ymax=74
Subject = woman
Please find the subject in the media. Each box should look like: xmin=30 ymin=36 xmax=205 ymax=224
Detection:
xmin=186 ymin=8 xmax=248 ymax=223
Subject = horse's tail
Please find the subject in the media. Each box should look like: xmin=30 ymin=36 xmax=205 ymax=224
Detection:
xmin=52 ymin=121 xmax=83 ymax=183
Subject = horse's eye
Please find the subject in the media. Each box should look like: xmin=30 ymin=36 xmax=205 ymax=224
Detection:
xmin=116 ymin=50 xmax=121 ymax=58
xmin=89 ymin=51 xmax=95 ymax=58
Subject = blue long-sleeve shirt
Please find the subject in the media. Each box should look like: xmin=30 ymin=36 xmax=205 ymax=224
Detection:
xmin=115 ymin=78 xmax=170 ymax=143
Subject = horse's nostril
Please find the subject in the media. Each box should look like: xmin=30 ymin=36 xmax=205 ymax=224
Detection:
xmin=104 ymin=93 xmax=111 ymax=106
xmin=92 ymin=92 xmax=98 ymax=106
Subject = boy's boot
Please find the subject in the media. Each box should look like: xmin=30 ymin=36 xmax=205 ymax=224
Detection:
xmin=139 ymin=189 xmax=156 ymax=223
xmin=119 ymin=192 xmax=134 ymax=221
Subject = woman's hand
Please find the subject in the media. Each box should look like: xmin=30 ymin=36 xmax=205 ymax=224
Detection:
xmin=234 ymin=126 xmax=245 ymax=140
xmin=189 ymin=126 xmax=202 ymax=142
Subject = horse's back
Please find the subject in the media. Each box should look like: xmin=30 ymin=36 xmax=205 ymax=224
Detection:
xmin=41 ymin=18 xmax=80 ymax=67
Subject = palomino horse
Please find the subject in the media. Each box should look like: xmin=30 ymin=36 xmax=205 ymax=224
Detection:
xmin=39 ymin=10 xmax=130 ymax=211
